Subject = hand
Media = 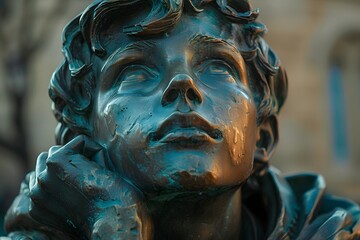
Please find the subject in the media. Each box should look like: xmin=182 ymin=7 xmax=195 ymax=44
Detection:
xmin=28 ymin=135 xmax=152 ymax=239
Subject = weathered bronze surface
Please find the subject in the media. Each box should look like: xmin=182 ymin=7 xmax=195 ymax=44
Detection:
xmin=2 ymin=1 xmax=360 ymax=239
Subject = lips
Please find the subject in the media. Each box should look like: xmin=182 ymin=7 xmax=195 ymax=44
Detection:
xmin=149 ymin=113 xmax=223 ymax=146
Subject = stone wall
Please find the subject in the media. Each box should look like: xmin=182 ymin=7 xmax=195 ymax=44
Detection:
xmin=255 ymin=0 xmax=360 ymax=202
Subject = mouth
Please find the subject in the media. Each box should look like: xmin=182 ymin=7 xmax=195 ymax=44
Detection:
xmin=148 ymin=113 xmax=223 ymax=147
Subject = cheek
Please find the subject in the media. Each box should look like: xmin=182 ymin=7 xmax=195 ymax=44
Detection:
xmin=228 ymin=100 xmax=257 ymax=163
xmin=92 ymin=100 xmax=127 ymax=142
xmin=93 ymin=98 xmax=160 ymax=173
xmin=94 ymin=98 xmax=155 ymax=142
xmin=217 ymin=88 xmax=257 ymax=182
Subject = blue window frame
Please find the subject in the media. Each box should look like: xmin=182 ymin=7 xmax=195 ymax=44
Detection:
xmin=328 ymin=63 xmax=349 ymax=164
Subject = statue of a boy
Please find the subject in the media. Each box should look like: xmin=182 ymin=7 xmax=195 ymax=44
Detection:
xmin=3 ymin=0 xmax=360 ymax=239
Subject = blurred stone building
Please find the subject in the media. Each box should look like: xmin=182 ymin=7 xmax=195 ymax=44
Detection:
xmin=255 ymin=0 xmax=360 ymax=202
xmin=0 ymin=0 xmax=359 ymax=222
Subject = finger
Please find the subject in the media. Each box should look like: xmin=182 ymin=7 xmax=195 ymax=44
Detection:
xmin=45 ymin=142 xmax=135 ymax=202
xmin=35 ymin=152 xmax=48 ymax=182
xmin=28 ymin=171 xmax=36 ymax=192
xmin=48 ymin=145 xmax=61 ymax=156
xmin=33 ymin=147 xmax=59 ymax=183
xmin=91 ymin=147 xmax=109 ymax=169
xmin=41 ymin=154 xmax=99 ymax=203
xmin=45 ymin=137 xmax=106 ymax=181
xmin=30 ymin=190 xmax=67 ymax=229
xmin=46 ymin=147 xmax=100 ymax=177
xmin=46 ymin=153 xmax=107 ymax=198
xmin=45 ymin=143 xmax=98 ymax=182
xmin=63 ymin=135 xmax=102 ymax=159
xmin=29 ymin=180 xmax=78 ymax=234
xmin=45 ymin=150 xmax=128 ymax=204
xmin=34 ymin=169 xmax=97 ymax=229
xmin=32 ymin=170 xmax=92 ymax=231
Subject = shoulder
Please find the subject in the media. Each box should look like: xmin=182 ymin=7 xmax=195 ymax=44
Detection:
xmin=276 ymin=169 xmax=360 ymax=239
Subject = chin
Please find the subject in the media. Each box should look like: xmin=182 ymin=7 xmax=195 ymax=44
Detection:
xmin=168 ymin=170 xmax=218 ymax=190
xmin=143 ymin=170 xmax=241 ymax=203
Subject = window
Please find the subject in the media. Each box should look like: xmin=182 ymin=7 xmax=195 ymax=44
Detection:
xmin=328 ymin=33 xmax=360 ymax=166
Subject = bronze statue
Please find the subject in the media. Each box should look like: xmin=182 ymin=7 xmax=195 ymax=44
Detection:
xmin=2 ymin=0 xmax=360 ymax=239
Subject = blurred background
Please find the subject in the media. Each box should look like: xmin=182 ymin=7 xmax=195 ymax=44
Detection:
xmin=0 ymin=0 xmax=359 ymax=234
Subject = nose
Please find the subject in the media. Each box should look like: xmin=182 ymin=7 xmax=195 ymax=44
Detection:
xmin=161 ymin=74 xmax=203 ymax=107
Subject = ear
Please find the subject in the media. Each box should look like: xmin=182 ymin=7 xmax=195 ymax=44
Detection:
xmin=254 ymin=115 xmax=279 ymax=166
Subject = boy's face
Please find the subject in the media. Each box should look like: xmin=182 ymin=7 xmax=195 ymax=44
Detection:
xmin=92 ymin=10 xmax=258 ymax=194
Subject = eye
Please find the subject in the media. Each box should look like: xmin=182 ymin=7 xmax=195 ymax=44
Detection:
xmin=203 ymin=62 xmax=231 ymax=75
xmin=121 ymin=65 xmax=157 ymax=82
xmin=118 ymin=65 xmax=160 ymax=94
xmin=196 ymin=60 xmax=237 ymax=84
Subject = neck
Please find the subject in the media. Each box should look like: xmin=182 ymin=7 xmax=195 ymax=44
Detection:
xmin=147 ymin=187 xmax=242 ymax=240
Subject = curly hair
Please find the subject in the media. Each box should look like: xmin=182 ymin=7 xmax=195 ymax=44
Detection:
xmin=49 ymin=0 xmax=288 ymax=153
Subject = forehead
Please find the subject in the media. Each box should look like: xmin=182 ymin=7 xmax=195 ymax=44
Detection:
xmin=101 ymin=8 xmax=240 ymax=56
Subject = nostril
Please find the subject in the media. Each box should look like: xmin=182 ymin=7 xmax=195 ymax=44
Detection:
xmin=187 ymin=88 xmax=197 ymax=101
xmin=165 ymin=89 xmax=178 ymax=104
xmin=168 ymin=89 xmax=178 ymax=102
xmin=186 ymin=88 xmax=201 ymax=103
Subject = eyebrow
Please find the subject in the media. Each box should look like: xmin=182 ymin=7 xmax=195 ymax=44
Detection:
xmin=188 ymin=34 xmax=239 ymax=53
xmin=101 ymin=40 xmax=157 ymax=73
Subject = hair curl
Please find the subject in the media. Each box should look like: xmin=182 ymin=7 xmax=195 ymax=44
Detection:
xmin=50 ymin=0 xmax=288 ymax=159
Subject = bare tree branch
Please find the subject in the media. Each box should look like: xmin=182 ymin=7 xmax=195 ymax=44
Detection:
xmin=0 ymin=0 xmax=75 ymax=173
xmin=0 ymin=136 xmax=17 ymax=154
xmin=0 ymin=30 xmax=7 ymax=48
xmin=28 ymin=0 xmax=71 ymax=55
xmin=0 ymin=0 xmax=10 ymax=48
xmin=18 ymin=0 xmax=35 ymax=53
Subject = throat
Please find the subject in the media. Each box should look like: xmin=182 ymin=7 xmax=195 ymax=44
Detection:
xmin=148 ymin=187 xmax=242 ymax=240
